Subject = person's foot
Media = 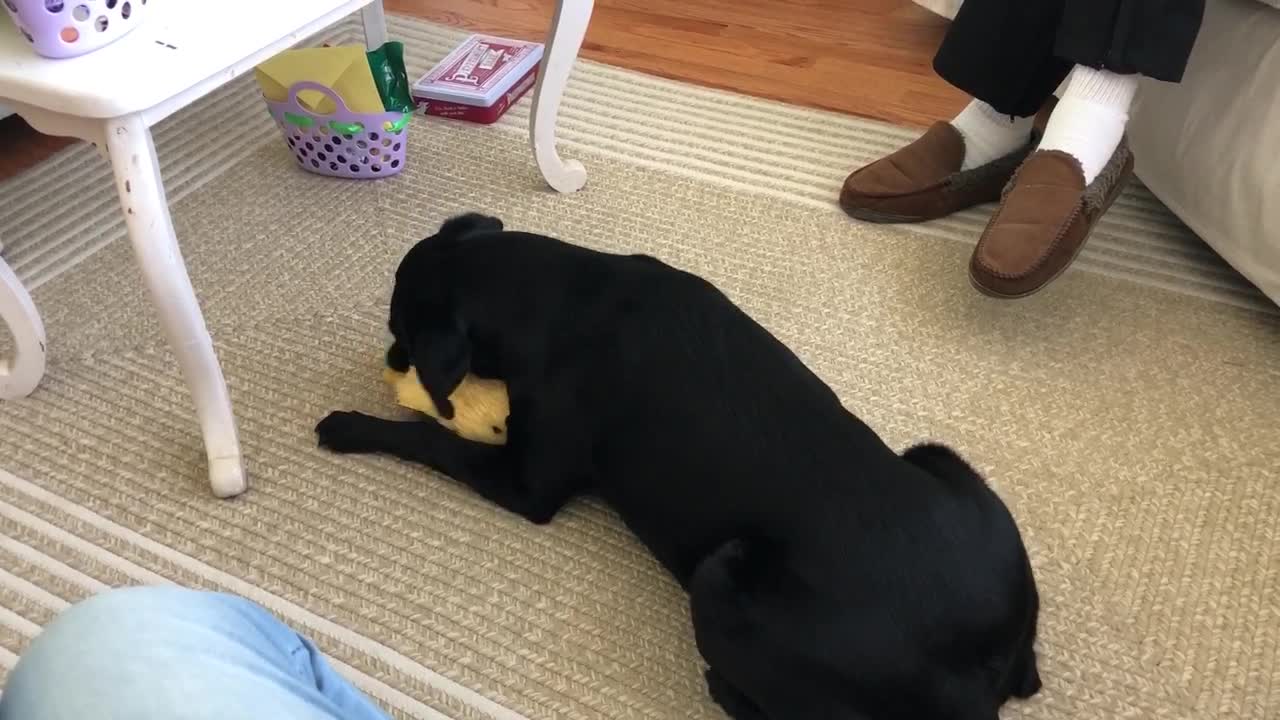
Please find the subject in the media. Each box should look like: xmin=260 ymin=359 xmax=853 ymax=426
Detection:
xmin=839 ymin=102 xmax=1047 ymax=224
xmin=950 ymin=99 xmax=1036 ymax=170
xmin=1035 ymin=66 xmax=1137 ymax=185
xmin=968 ymin=140 xmax=1134 ymax=298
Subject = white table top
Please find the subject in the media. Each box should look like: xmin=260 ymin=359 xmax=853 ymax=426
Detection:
xmin=0 ymin=0 xmax=372 ymax=121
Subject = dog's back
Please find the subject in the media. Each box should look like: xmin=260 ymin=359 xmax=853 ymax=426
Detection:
xmin=396 ymin=215 xmax=1041 ymax=719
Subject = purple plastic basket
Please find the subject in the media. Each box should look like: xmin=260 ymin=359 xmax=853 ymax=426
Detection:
xmin=264 ymin=81 xmax=410 ymax=181
xmin=3 ymin=0 xmax=148 ymax=59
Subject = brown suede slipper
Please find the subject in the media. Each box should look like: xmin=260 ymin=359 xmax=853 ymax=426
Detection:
xmin=968 ymin=140 xmax=1135 ymax=299
xmin=839 ymin=122 xmax=1038 ymax=224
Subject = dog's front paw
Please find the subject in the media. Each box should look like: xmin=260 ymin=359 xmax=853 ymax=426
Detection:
xmin=385 ymin=341 xmax=411 ymax=373
xmin=315 ymin=411 xmax=378 ymax=454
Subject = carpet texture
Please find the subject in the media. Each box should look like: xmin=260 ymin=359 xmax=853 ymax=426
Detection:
xmin=2 ymin=14 xmax=1279 ymax=720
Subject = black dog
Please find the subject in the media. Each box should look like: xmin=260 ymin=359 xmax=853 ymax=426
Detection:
xmin=317 ymin=214 xmax=1042 ymax=719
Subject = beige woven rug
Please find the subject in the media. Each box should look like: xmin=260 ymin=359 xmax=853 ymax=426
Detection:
xmin=2 ymin=14 xmax=1279 ymax=720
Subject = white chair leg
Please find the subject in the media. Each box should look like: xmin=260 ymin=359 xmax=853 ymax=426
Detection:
xmin=360 ymin=0 xmax=388 ymax=50
xmin=103 ymin=115 xmax=247 ymax=499
xmin=0 ymin=255 xmax=47 ymax=401
xmin=530 ymin=0 xmax=594 ymax=193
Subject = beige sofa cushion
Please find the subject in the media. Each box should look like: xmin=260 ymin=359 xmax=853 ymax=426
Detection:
xmin=913 ymin=0 xmax=961 ymax=18
xmin=1128 ymin=0 xmax=1280 ymax=303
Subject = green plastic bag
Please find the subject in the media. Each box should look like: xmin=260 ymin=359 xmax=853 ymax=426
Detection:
xmin=366 ymin=41 xmax=415 ymax=113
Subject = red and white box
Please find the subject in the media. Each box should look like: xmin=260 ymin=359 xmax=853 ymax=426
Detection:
xmin=412 ymin=35 xmax=544 ymax=125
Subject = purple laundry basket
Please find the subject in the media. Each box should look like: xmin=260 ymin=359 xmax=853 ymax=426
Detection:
xmin=264 ymin=81 xmax=411 ymax=180
xmin=3 ymin=0 xmax=148 ymax=59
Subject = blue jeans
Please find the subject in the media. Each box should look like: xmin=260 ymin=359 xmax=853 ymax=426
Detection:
xmin=0 ymin=586 xmax=390 ymax=720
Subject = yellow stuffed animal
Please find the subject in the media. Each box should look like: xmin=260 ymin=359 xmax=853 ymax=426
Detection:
xmin=382 ymin=367 xmax=509 ymax=445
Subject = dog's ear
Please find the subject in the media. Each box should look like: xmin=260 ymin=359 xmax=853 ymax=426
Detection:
xmin=411 ymin=312 xmax=471 ymax=421
xmin=437 ymin=213 xmax=503 ymax=241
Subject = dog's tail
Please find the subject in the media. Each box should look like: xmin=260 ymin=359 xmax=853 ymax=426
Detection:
xmin=901 ymin=443 xmax=988 ymax=490
xmin=437 ymin=213 xmax=504 ymax=241
xmin=1005 ymin=636 xmax=1043 ymax=699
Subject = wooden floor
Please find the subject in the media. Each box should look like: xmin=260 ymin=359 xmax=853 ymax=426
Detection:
xmin=0 ymin=0 xmax=962 ymax=182
xmin=0 ymin=114 xmax=77 ymax=180
xmin=387 ymin=0 xmax=964 ymax=126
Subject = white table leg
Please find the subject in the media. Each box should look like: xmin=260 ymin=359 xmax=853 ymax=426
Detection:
xmin=104 ymin=115 xmax=247 ymax=498
xmin=0 ymin=254 xmax=47 ymax=401
xmin=530 ymin=0 xmax=594 ymax=193
xmin=360 ymin=0 xmax=388 ymax=50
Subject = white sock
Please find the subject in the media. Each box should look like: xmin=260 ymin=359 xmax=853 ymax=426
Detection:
xmin=950 ymin=100 xmax=1034 ymax=171
xmin=1037 ymin=65 xmax=1138 ymax=183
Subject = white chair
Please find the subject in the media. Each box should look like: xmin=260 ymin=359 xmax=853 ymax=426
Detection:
xmin=0 ymin=0 xmax=595 ymax=497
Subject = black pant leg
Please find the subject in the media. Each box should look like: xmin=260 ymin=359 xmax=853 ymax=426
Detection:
xmin=1056 ymin=0 xmax=1206 ymax=82
xmin=932 ymin=0 xmax=1073 ymax=117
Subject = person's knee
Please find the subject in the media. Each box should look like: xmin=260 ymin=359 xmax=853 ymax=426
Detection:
xmin=26 ymin=585 xmax=256 ymax=658
xmin=49 ymin=584 xmax=241 ymax=631
xmin=0 ymin=586 xmax=290 ymax=720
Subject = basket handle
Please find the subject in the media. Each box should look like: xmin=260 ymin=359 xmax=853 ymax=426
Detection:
xmin=286 ymin=81 xmax=355 ymax=117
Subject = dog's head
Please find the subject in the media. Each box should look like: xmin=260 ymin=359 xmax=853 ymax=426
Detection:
xmin=386 ymin=213 xmax=504 ymax=419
